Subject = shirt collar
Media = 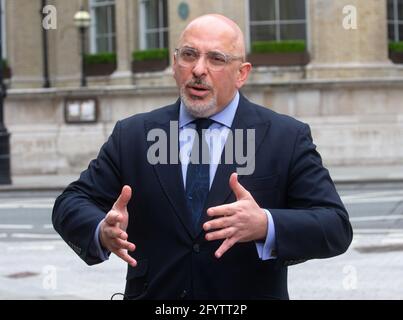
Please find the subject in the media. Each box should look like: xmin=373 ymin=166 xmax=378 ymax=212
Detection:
xmin=179 ymin=91 xmax=240 ymax=129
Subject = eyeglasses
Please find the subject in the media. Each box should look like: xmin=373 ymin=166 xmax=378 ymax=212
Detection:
xmin=174 ymin=47 xmax=244 ymax=71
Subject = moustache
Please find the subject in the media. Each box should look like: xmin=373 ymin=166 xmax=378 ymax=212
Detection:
xmin=186 ymin=78 xmax=213 ymax=90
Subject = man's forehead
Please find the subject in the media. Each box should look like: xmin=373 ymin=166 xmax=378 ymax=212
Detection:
xmin=183 ymin=19 xmax=237 ymax=38
xmin=185 ymin=14 xmax=239 ymax=33
xmin=179 ymin=29 xmax=236 ymax=51
xmin=178 ymin=15 xmax=244 ymax=55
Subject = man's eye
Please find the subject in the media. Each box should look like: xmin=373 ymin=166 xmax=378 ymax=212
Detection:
xmin=209 ymin=53 xmax=226 ymax=64
xmin=181 ymin=50 xmax=198 ymax=59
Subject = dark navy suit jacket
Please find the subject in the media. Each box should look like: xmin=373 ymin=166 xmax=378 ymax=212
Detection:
xmin=52 ymin=94 xmax=353 ymax=300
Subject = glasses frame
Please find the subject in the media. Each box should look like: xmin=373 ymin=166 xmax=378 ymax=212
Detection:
xmin=174 ymin=47 xmax=245 ymax=71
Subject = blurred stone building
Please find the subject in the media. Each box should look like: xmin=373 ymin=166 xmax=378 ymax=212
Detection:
xmin=2 ymin=0 xmax=403 ymax=175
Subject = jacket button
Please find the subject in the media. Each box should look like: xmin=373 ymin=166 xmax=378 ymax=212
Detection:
xmin=180 ymin=290 xmax=187 ymax=299
xmin=193 ymin=243 xmax=200 ymax=253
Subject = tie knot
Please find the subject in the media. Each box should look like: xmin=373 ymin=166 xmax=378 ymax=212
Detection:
xmin=193 ymin=118 xmax=215 ymax=131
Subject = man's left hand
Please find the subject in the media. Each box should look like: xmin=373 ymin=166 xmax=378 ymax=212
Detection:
xmin=203 ymin=172 xmax=268 ymax=258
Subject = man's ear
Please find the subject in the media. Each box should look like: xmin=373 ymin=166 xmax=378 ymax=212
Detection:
xmin=236 ymin=62 xmax=252 ymax=89
xmin=172 ymin=53 xmax=178 ymax=80
xmin=173 ymin=51 xmax=177 ymax=66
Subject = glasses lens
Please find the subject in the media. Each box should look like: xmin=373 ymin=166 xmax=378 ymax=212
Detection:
xmin=207 ymin=52 xmax=227 ymax=66
xmin=178 ymin=48 xmax=198 ymax=66
xmin=176 ymin=48 xmax=228 ymax=71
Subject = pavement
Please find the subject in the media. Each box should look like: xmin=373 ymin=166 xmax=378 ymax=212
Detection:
xmin=1 ymin=165 xmax=403 ymax=192
xmin=1 ymin=234 xmax=401 ymax=300
xmin=288 ymin=232 xmax=403 ymax=299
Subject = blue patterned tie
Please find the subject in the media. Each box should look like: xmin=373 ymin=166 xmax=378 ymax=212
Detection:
xmin=185 ymin=118 xmax=215 ymax=230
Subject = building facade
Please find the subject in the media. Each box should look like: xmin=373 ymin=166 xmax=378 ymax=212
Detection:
xmin=3 ymin=0 xmax=403 ymax=175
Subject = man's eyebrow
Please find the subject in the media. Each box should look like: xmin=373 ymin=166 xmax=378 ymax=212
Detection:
xmin=181 ymin=46 xmax=226 ymax=54
xmin=181 ymin=45 xmax=196 ymax=49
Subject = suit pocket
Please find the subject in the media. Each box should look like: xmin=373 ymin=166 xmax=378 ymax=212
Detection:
xmin=126 ymin=259 xmax=148 ymax=280
xmin=240 ymin=173 xmax=279 ymax=191
xmin=125 ymin=259 xmax=149 ymax=299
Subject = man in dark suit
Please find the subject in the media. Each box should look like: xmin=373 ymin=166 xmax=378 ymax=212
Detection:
xmin=52 ymin=14 xmax=353 ymax=300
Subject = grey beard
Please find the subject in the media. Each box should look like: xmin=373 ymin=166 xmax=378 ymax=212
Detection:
xmin=180 ymin=86 xmax=217 ymax=118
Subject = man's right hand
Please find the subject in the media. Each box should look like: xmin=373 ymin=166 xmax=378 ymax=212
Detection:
xmin=99 ymin=185 xmax=137 ymax=267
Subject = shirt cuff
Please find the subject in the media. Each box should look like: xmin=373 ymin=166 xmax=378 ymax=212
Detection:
xmin=255 ymin=209 xmax=277 ymax=260
xmin=92 ymin=220 xmax=110 ymax=261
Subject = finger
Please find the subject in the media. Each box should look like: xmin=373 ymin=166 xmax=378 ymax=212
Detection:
xmin=215 ymin=237 xmax=238 ymax=259
xmin=105 ymin=225 xmax=128 ymax=240
xmin=113 ymin=185 xmax=132 ymax=211
xmin=115 ymin=249 xmax=137 ymax=267
xmin=207 ymin=203 xmax=237 ymax=217
xmin=229 ymin=172 xmax=250 ymax=200
xmin=205 ymin=227 xmax=236 ymax=241
xmin=203 ymin=216 xmax=232 ymax=231
xmin=110 ymin=238 xmax=136 ymax=252
xmin=105 ymin=211 xmax=123 ymax=226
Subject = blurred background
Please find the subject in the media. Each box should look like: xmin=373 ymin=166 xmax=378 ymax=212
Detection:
xmin=0 ymin=0 xmax=402 ymax=299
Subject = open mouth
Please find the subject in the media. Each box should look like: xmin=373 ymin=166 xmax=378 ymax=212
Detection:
xmin=187 ymin=85 xmax=210 ymax=97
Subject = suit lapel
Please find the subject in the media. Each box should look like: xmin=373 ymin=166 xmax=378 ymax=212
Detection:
xmin=144 ymin=95 xmax=272 ymax=239
xmin=144 ymin=101 xmax=196 ymax=239
xmin=196 ymin=94 xmax=271 ymax=236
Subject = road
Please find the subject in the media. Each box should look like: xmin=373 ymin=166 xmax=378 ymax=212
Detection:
xmin=0 ymin=191 xmax=58 ymax=242
xmin=288 ymin=182 xmax=403 ymax=299
xmin=0 ymin=183 xmax=402 ymax=299
xmin=0 ymin=190 xmax=126 ymax=300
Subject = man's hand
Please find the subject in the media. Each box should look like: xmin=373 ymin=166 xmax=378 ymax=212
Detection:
xmin=203 ymin=173 xmax=268 ymax=259
xmin=99 ymin=185 xmax=137 ymax=267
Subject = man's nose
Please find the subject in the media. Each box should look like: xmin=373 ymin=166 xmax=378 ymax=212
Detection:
xmin=192 ymin=55 xmax=208 ymax=77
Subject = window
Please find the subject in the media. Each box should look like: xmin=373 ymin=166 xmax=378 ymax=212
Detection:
xmin=90 ymin=0 xmax=116 ymax=53
xmin=1 ymin=0 xmax=6 ymax=59
xmin=139 ymin=0 xmax=169 ymax=50
xmin=249 ymin=0 xmax=306 ymax=42
xmin=388 ymin=0 xmax=403 ymax=41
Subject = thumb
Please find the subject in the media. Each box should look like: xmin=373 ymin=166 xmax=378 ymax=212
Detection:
xmin=113 ymin=185 xmax=132 ymax=212
xmin=229 ymin=172 xmax=250 ymax=200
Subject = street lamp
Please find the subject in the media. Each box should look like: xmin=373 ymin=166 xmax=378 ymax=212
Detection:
xmin=0 ymin=0 xmax=11 ymax=185
xmin=74 ymin=8 xmax=91 ymax=87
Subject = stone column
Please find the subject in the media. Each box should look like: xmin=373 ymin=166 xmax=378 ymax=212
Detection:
xmin=110 ymin=0 xmax=136 ymax=85
xmin=307 ymin=0 xmax=396 ymax=79
xmin=7 ymin=0 xmax=43 ymax=88
xmin=49 ymin=0 xmax=82 ymax=87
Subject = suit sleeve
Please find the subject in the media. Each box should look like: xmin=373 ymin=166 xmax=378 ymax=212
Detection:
xmin=269 ymin=124 xmax=353 ymax=265
xmin=52 ymin=121 xmax=123 ymax=265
